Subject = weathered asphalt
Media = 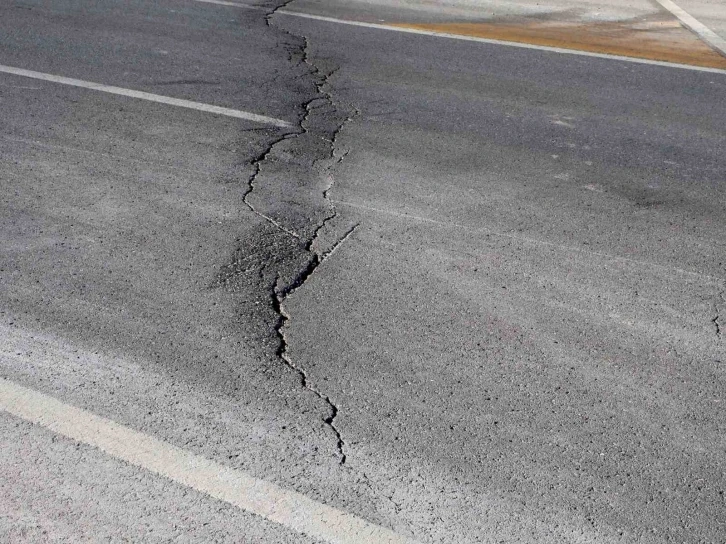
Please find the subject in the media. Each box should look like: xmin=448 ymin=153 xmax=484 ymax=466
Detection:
xmin=1 ymin=0 xmax=725 ymax=542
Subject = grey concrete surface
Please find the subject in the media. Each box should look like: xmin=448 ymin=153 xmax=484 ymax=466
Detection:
xmin=677 ymin=0 xmax=726 ymax=39
xmin=1 ymin=0 xmax=725 ymax=542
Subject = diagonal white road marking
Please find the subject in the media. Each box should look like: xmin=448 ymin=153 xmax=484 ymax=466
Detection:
xmin=274 ymin=10 xmax=726 ymax=75
xmin=654 ymin=0 xmax=726 ymax=57
xmin=189 ymin=0 xmax=726 ymax=74
xmin=0 ymin=65 xmax=293 ymax=128
xmin=0 ymin=378 xmax=418 ymax=544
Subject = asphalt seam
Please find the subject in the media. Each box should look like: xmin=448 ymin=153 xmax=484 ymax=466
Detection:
xmin=331 ymin=199 xmax=726 ymax=284
xmin=1 ymin=135 xmax=215 ymax=178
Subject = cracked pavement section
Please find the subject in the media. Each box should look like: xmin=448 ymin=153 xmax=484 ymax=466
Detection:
xmin=217 ymin=0 xmax=363 ymax=469
xmin=274 ymin=223 xmax=360 ymax=465
xmin=3 ymin=0 xmax=726 ymax=542
xmin=0 ymin=1 xmax=394 ymax=540
xmin=278 ymin=11 xmax=726 ymax=543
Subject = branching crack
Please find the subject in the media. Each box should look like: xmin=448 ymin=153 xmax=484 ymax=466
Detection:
xmin=301 ymin=36 xmax=361 ymax=255
xmin=242 ymin=133 xmax=302 ymax=240
xmin=273 ymin=224 xmax=359 ymax=465
xmin=227 ymin=6 xmax=405 ymax=515
xmin=237 ymin=1 xmax=362 ymax=465
xmin=239 ymin=0 xmax=310 ymax=239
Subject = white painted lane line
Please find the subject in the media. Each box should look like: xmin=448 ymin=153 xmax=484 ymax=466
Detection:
xmin=190 ymin=0 xmax=726 ymax=74
xmin=0 ymin=378 xmax=417 ymax=544
xmin=274 ymin=11 xmax=726 ymax=75
xmin=0 ymin=65 xmax=292 ymax=128
xmin=654 ymin=0 xmax=726 ymax=57
xmin=193 ymin=0 xmax=265 ymax=10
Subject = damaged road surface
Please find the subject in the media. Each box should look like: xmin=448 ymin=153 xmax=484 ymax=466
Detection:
xmin=1 ymin=0 xmax=725 ymax=543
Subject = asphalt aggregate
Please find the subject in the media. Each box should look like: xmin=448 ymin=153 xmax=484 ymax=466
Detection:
xmin=1 ymin=0 xmax=725 ymax=542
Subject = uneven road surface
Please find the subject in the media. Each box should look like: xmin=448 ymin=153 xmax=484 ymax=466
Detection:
xmin=1 ymin=0 xmax=725 ymax=542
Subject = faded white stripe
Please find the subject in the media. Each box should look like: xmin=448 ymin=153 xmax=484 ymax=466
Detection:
xmin=274 ymin=10 xmax=726 ymax=75
xmin=0 ymin=65 xmax=292 ymax=128
xmin=189 ymin=0 xmax=726 ymax=74
xmin=0 ymin=378 xmax=417 ymax=544
xmin=193 ymin=0 xmax=265 ymax=10
xmin=654 ymin=0 xmax=726 ymax=57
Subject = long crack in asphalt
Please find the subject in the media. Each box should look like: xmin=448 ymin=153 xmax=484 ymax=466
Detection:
xmin=273 ymin=223 xmax=360 ymax=465
xmin=219 ymin=0 xmax=361 ymax=465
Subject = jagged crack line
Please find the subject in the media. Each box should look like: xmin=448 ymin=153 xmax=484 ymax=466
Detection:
xmin=274 ymin=225 xmax=360 ymax=464
xmin=242 ymin=133 xmax=302 ymax=240
xmin=272 ymin=242 xmax=352 ymax=465
xmin=257 ymin=1 xmax=363 ymax=468
xmin=240 ymin=0 xmax=316 ymax=240
xmin=713 ymin=288 xmax=724 ymax=339
xmin=307 ymin=88 xmax=361 ymax=252
xmin=262 ymin=10 xmax=401 ymax=517
xmin=265 ymin=0 xmax=298 ymax=27
xmin=310 ymin=83 xmax=362 ymax=254
xmin=308 ymin=116 xmax=358 ymax=255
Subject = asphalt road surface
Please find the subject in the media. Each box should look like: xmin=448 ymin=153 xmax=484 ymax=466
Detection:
xmin=1 ymin=0 xmax=725 ymax=543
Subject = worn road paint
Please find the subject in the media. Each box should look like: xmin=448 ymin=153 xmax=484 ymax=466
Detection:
xmin=0 ymin=65 xmax=292 ymax=127
xmin=654 ymin=0 xmax=726 ymax=57
xmin=389 ymin=18 xmax=726 ymax=69
xmin=275 ymin=11 xmax=726 ymax=74
xmin=188 ymin=0 xmax=726 ymax=72
xmin=0 ymin=378 xmax=418 ymax=544
xmin=193 ymin=0 xmax=265 ymax=10
xmin=331 ymin=199 xmax=725 ymax=283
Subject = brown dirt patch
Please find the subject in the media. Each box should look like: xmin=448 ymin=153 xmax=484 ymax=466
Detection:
xmin=390 ymin=17 xmax=726 ymax=69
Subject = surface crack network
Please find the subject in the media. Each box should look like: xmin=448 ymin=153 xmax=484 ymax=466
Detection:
xmin=241 ymin=133 xmax=302 ymax=240
xmin=298 ymin=33 xmax=361 ymax=256
xmin=238 ymin=1 xmax=361 ymax=465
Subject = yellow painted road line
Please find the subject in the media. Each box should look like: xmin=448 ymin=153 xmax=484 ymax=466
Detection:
xmin=0 ymin=378 xmax=418 ymax=544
